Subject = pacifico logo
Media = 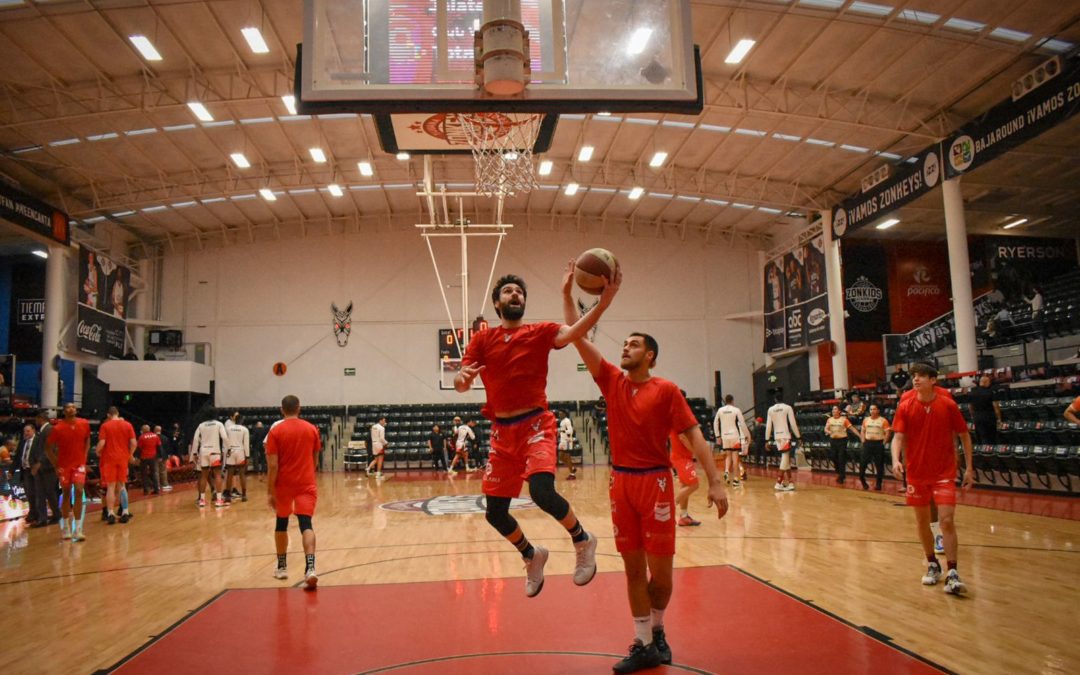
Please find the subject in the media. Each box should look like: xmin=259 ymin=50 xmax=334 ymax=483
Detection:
xmin=845 ymin=276 xmax=883 ymax=312
xmin=907 ymin=265 xmax=941 ymax=297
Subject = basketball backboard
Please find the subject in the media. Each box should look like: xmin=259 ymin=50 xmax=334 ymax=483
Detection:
xmin=298 ymin=0 xmax=702 ymax=122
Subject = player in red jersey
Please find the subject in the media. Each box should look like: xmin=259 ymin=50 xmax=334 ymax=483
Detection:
xmin=455 ymin=265 xmax=619 ymax=598
xmin=44 ymin=402 xmax=92 ymax=541
xmin=1064 ymin=396 xmax=1080 ymax=425
xmin=891 ymin=363 xmax=975 ymax=596
xmin=266 ymin=394 xmax=323 ymax=590
xmin=96 ymin=406 xmax=137 ymax=524
xmin=564 ymin=314 xmax=728 ymax=673
xmin=668 ymin=430 xmax=701 ymax=527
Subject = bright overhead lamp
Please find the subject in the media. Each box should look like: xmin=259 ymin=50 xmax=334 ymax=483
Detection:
xmin=309 ymin=147 xmax=327 ymax=163
xmin=597 ymin=111 xmax=612 ymax=116
xmin=129 ymin=35 xmax=163 ymax=61
xmin=396 ymin=152 xmax=410 ymax=160
xmin=627 ymin=28 xmax=652 ymax=55
xmin=259 ymin=188 xmax=277 ymax=202
xmin=578 ymin=146 xmax=594 ymax=162
xmin=187 ymin=102 xmax=213 ymax=122
xmin=358 ymin=161 xmax=374 ymax=177
xmin=240 ymin=27 xmax=270 ymax=54
xmin=1003 ymin=218 xmax=1028 ymax=229
xmin=327 ymin=184 xmax=344 ymax=197
xmin=32 ymin=249 xmax=48 ymax=259
xmin=876 ymin=218 xmax=900 ymax=230
xmin=628 ymin=186 xmax=644 ymax=200
xmin=281 ymin=95 xmax=297 ymax=115
xmin=724 ymin=38 xmax=756 ymax=64
xmin=538 ymin=160 xmax=553 ymax=176
xmin=564 ymin=182 xmax=580 ymax=196
xmin=230 ymin=153 xmax=251 ymax=168
xmin=649 ymin=151 xmax=668 ymax=168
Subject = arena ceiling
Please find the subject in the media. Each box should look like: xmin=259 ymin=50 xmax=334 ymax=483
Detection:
xmin=0 ymin=0 xmax=1077 ymax=252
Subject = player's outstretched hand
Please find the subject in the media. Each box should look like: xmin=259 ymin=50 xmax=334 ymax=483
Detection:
xmin=891 ymin=460 xmax=904 ymax=478
xmin=459 ymin=363 xmax=485 ymax=385
xmin=561 ymin=260 xmax=575 ymax=297
xmin=598 ymin=266 xmax=622 ymax=307
xmin=707 ymin=483 xmax=729 ymax=520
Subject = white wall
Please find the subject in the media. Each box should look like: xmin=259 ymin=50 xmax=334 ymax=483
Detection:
xmin=159 ymin=227 xmax=767 ymax=409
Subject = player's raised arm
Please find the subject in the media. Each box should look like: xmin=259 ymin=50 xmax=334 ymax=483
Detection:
xmin=554 ymin=266 xmax=620 ymax=348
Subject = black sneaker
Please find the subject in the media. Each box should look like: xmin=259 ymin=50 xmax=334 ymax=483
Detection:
xmin=612 ymin=640 xmax=661 ymax=674
xmin=107 ymin=513 xmax=117 ymax=525
xmin=119 ymin=513 xmax=131 ymax=524
xmin=652 ymin=628 xmax=672 ymax=665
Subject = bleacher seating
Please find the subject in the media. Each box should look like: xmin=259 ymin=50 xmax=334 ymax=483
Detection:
xmin=981 ymin=269 xmax=1080 ymax=348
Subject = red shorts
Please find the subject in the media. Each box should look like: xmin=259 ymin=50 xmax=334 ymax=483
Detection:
xmin=275 ymin=483 xmax=317 ymax=518
xmin=483 ymin=410 xmax=557 ymax=498
xmin=166 ymin=456 xmax=181 ymax=469
xmin=905 ymin=477 xmax=957 ymax=507
xmin=99 ymin=459 xmax=130 ymax=484
xmin=672 ymin=457 xmax=698 ymax=487
xmin=58 ymin=464 xmax=87 ymax=489
xmin=609 ymin=468 xmax=676 ymax=556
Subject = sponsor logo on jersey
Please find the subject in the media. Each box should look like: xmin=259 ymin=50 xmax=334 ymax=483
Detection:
xmin=379 ymin=495 xmax=535 ymax=516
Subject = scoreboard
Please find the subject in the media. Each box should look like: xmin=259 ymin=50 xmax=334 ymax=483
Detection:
xmin=438 ymin=319 xmax=490 ymax=360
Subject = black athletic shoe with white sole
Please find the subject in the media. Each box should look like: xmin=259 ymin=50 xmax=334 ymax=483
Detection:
xmin=651 ymin=628 xmax=672 ymax=664
xmin=612 ymin=640 xmax=662 ymax=674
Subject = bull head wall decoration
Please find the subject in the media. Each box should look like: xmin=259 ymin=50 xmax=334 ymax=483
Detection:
xmin=332 ymin=302 xmax=353 ymax=347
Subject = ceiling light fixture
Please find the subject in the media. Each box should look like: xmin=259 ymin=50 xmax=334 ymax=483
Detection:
xmin=32 ymin=249 xmax=48 ymax=259
xmin=129 ymin=35 xmax=163 ymax=61
xmin=396 ymin=152 xmax=410 ymax=160
xmin=1002 ymin=217 xmax=1028 ymax=229
xmin=628 ymin=186 xmax=644 ymax=200
xmin=259 ymin=188 xmax=277 ymax=201
xmin=538 ymin=160 xmax=553 ymax=176
xmin=230 ymin=152 xmax=251 ymax=168
xmin=578 ymin=146 xmax=594 ymax=162
xmin=309 ymin=148 xmax=327 ymax=163
xmin=358 ymin=161 xmax=374 ymax=176
xmin=724 ymin=38 xmax=756 ymax=64
xmin=281 ymin=95 xmax=297 ymax=115
xmin=564 ymin=182 xmax=580 ymax=196
xmin=240 ymin=27 xmax=270 ymax=54
xmin=649 ymin=151 xmax=668 ymax=168
xmin=876 ymin=218 xmax=900 ymax=230
xmin=327 ymin=184 xmax=344 ymax=197
xmin=187 ymin=102 xmax=213 ymax=122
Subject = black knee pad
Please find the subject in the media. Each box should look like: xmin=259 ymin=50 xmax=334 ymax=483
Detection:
xmin=296 ymin=514 xmax=313 ymax=532
xmin=484 ymin=496 xmax=518 ymax=536
xmin=275 ymin=517 xmax=289 ymax=532
xmin=528 ymin=473 xmax=569 ymax=520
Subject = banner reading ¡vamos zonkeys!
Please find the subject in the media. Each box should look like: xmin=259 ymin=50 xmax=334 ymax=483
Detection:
xmin=762 ymin=235 xmax=829 ymax=353
xmin=77 ymin=247 xmax=130 ymax=359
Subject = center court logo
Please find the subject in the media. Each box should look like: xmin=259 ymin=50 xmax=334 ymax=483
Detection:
xmin=845 ymin=276 xmax=883 ymax=312
xmin=380 ymin=495 xmax=536 ymax=516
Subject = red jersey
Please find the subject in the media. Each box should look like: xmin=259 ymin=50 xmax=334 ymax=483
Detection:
xmin=893 ymin=391 xmax=968 ymax=482
xmin=99 ymin=418 xmax=136 ymax=461
xmin=51 ymin=417 xmax=91 ymax=468
xmin=461 ymin=322 xmax=562 ymax=419
xmin=900 ymin=385 xmax=953 ymax=403
xmin=137 ymin=432 xmax=161 ymax=459
xmin=594 ymin=359 xmax=698 ymax=468
xmin=669 ymin=431 xmax=694 ymax=464
xmin=266 ymin=418 xmax=322 ymax=488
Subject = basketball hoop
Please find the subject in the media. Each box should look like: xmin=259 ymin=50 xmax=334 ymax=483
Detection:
xmin=458 ymin=112 xmax=542 ymax=197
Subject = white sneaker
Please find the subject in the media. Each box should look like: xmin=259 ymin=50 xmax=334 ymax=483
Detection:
xmin=273 ymin=567 xmax=288 ymax=580
xmin=304 ymin=569 xmax=319 ymax=590
xmin=59 ymin=518 xmax=71 ymax=540
xmin=774 ymin=482 xmax=785 ymax=491
xmin=447 ymin=470 xmax=457 ymax=476
xmin=943 ymin=569 xmax=966 ymax=595
xmin=934 ymin=534 xmax=945 ymax=554
xmin=524 ymin=546 xmax=549 ymax=597
xmin=573 ymin=533 xmax=598 ymax=586
xmin=72 ymin=529 xmax=86 ymax=542
xmin=922 ymin=561 xmax=942 ymax=585
xmin=783 ymin=483 xmax=796 ymax=491
xmin=162 ymin=485 xmax=173 ymax=491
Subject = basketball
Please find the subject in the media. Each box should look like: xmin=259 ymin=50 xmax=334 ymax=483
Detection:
xmin=574 ymin=248 xmax=619 ymax=295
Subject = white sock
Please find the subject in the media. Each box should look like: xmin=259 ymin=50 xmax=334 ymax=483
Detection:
xmin=650 ymin=608 xmax=665 ymax=630
xmin=59 ymin=516 xmax=66 ymax=532
xmin=633 ymin=616 xmax=652 ymax=645
xmin=930 ymin=522 xmax=942 ymax=538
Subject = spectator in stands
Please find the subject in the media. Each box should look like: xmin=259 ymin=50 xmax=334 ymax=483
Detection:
xmin=1025 ymin=286 xmax=1043 ymax=322
xmin=251 ymin=421 xmax=267 ymax=473
xmin=824 ymin=406 xmax=862 ymax=485
xmin=890 ymin=366 xmax=910 ymax=392
xmin=557 ymin=410 xmax=577 ymax=480
xmin=366 ymin=416 xmax=388 ymax=479
xmin=967 ymin=375 xmax=1002 ymax=445
xmin=136 ymin=424 xmax=161 ymax=495
xmin=427 ymin=424 xmax=447 ymax=472
xmin=859 ymin=405 xmax=891 ymax=491
xmin=845 ymin=393 xmax=867 ymax=425
xmin=154 ymin=425 xmax=172 ymax=491
xmin=1064 ymin=396 xmax=1080 ymax=426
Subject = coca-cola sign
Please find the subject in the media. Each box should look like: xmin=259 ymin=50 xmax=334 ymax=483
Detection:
xmin=77 ymin=320 xmax=102 ymax=343
xmin=77 ymin=246 xmax=129 ymax=359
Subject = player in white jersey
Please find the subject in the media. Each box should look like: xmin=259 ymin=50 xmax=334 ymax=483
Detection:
xmin=190 ymin=417 xmax=229 ymax=507
xmin=765 ymin=395 xmax=801 ymax=491
xmin=366 ymin=416 xmax=387 ymax=479
xmin=223 ymin=412 xmax=250 ymax=502
xmin=557 ymin=410 xmax=578 ymax=480
xmin=713 ymin=395 xmax=751 ymax=487
xmin=449 ymin=419 xmax=477 ymax=475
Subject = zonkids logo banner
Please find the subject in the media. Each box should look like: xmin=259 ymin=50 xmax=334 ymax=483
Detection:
xmin=763 ymin=234 xmax=829 ymax=353
xmin=842 ymin=243 xmax=891 ymax=342
xmin=944 ymin=57 xmax=1080 ymax=178
xmin=77 ymin=247 xmax=129 ymax=359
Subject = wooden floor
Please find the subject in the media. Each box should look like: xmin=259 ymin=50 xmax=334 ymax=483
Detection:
xmin=2 ymin=465 xmax=1078 ymax=674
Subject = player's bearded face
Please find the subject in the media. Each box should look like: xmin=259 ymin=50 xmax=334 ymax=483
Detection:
xmin=498 ymin=285 xmax=526 ymax=320
xmin=620 ymin=338 xmax=649 ymax=369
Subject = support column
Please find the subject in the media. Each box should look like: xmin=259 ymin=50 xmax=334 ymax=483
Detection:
xmin=132 ymin=259 xmax=151 ymax=358
xmin=41 ymin=245 xmax=66 ymax=408
xmin=821 ymin=211 xmax=849 ymax=390
xmin=942 ymin=177 xmax=978 ymax=373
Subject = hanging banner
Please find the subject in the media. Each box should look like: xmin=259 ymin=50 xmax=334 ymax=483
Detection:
xmin=77 ymin=247 xmax=129 ymax=359
xmin=831 ymin=145 xmax=941 ymax=239
xmin=0 ymin=181 xmax=70 ymax=245
xmin=763 ymin=235 xmax=829 ymax=353
xmin=883 ymin=292 xmax=997 ymax=364
xmin=944 ymin=57 xmax=1080 ymax=178
xmin=842 ymin=244 xmax=891 ymax=342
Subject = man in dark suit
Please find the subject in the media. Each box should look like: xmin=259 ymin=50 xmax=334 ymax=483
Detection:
xmin=15 ymin=422 xmax=38 ymax=523
xmin=28 ymin=410 xmax=58 ymax=527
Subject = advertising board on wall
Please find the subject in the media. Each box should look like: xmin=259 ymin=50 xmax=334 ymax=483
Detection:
xmin=763 ymin=234 xmax=829 ymax=353
xmin=77 ymin=247 xmax=130 ymax=359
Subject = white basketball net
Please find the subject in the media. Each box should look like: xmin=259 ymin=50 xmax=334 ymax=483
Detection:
xmin=457 ymin=112 xmax=542 ymax=197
